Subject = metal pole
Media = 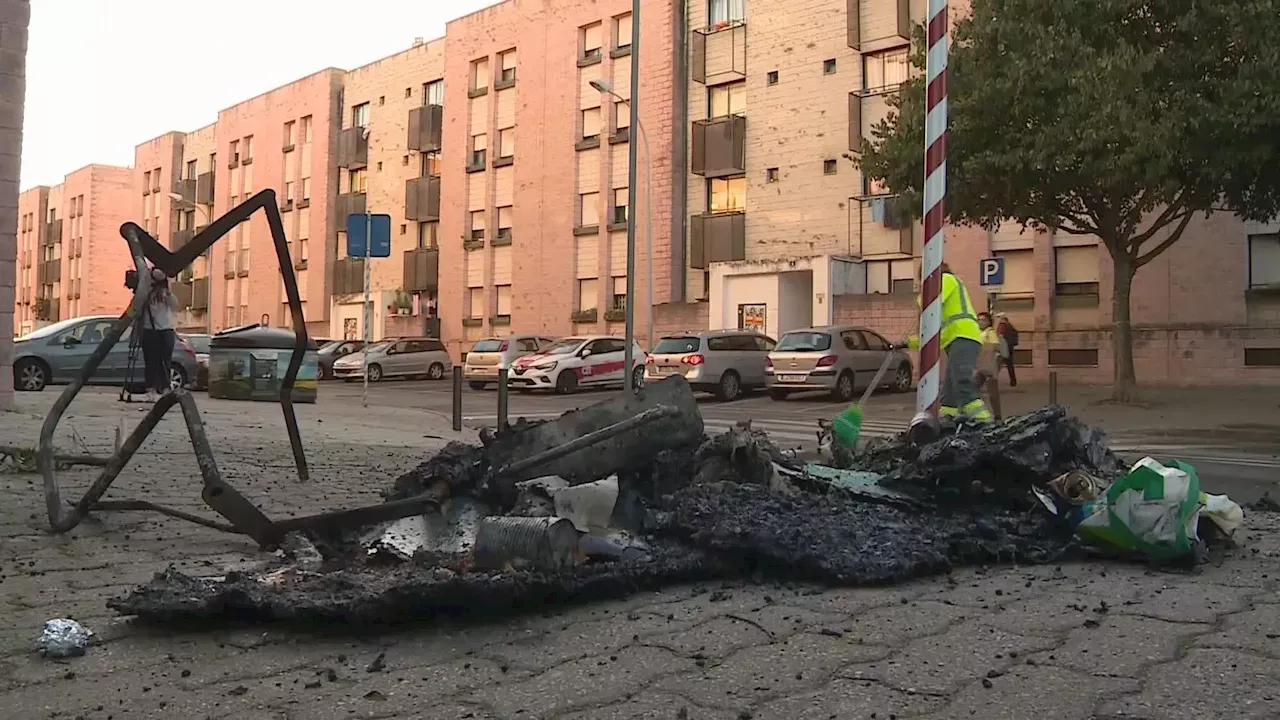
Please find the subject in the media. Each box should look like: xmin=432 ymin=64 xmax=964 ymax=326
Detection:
xmin=452 ymin=366 xmax=463 ymax=432
xmin=1049 ymin=371 xmax=1058 ymax=406
xmin=361 ymin=209 xmax=372 ymax=408
xmin=622 ymin=0 xmax=640 ymax=392
xmin=639 ymin=121 xmax=653 ymax=352
xmin=497 ymin=368 xmax=509 ymax=431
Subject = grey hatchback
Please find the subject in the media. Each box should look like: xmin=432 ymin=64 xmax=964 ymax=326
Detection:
xmin=646 ymin=330 xmax=776 ymax=401
xmin=766 ymin=325 xmax=913 ymax=402
xmin=12 ymin=315 xmax=200 ymax=392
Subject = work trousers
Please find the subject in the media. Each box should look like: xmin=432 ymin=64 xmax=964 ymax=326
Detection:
xmin=140 ymin=328 xmax=176 ymax=393
xmin=940 ymin=337 xmax=992 ymax=422
xmin=1001 ymin=355 xmax=1018 ymax=387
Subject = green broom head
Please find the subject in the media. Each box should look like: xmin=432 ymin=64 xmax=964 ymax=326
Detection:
xmin=832 ymin=404 xmax=864 ymax=448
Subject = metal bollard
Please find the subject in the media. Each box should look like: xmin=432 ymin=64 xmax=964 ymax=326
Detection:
xmin=497 ymin=368 xmax=510 ymax=431
xmin=1048 ymin=371 xmax=1058 ymax=406
xmin=452 ymin=366 xmax=463 ymax=432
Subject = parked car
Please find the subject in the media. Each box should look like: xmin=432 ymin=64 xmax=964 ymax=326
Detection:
xmin=464 ymin=335 xmax=556 ymax=390
xmin=180 ymin=333 xmax=212 ymax=389
xmin=331 ymin=337 xmax=451 ymax=382
xmin=646 ymin=330 xmax=776 ymax=401
xmin=317 ymin=339 xmax=366 ymax=379
xmin=12 ymin=315 xmax=200 ymax=392
xmin=508 ymin=335 xmax=646 ymax=394
xmin=766 ymin=325 xmax=913 ymax=402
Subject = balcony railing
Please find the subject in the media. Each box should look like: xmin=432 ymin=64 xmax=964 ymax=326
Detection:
xmin=689 ymin=211 xmax=746 ymax=269
xmin=405 ymin=176 xmax=441 ymax=222
xmin=40 ymin=219 xmax=62 ymax=246
xmin=172 ymin=177 xmax=197 ymax=202
xmin=336 ymin=192 xmax=367 ymax=220
xmin=691 ymin=20 xmax=747 ymax=85
xmin=190 ymin=277 xmax=209 ymax=310
xmin=847 ymin=0 xmax=910 ymax=48
xmin=196 ymin=171 xmax=216 ymax=205
xmin=337 ymin=126 xmax=369 ymax=169
xmin=36 ymin=259 xmax=61 ymax=284
xmin=333 ymin=257 xmax=365 ymax=295
xmin=691 ymin=115 xmax=747 ymax=178
xmin=173 ymin=280 xmax=193 ymax=308
xmin=407 ymin=104 xmax=444 ymax=153
xmin=403 ymin=247 xmax=440 ymax=292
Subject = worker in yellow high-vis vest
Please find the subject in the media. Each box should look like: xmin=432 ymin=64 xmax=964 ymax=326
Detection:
xmin=906 ymin=264 xmax=994 ymax=423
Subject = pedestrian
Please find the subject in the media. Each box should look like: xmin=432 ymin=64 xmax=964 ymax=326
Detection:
xmin=140 ymin=267 xmax=179 ymax=402
xmin=995 ymin=312 xmax=1019 ymax=387
xmin=907 ymin=263 xmax=994 ymax=424
xmin=976 ymin=312 xmax=1002 ymax=421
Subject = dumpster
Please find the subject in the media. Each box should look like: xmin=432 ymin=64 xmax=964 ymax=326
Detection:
xmin=208 ymin=324 xmax=319 ymax=403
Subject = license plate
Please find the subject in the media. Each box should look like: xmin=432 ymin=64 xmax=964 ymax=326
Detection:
xmin=777 ymin=374 xmax=806 ymax=383
xmin=652 ymin=366 xmax=679 ymax=376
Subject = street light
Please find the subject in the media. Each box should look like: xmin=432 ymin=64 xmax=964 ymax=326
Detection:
xmin=359 ymin=125 xmax=373 ymax=408
xmin=590 ymin=74 xmax=653 ymax=376
xmin=169 ymin=192 xmax=213 ymax=334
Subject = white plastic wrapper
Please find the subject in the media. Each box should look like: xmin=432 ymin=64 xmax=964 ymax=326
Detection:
xmin=38 ymin=618 xmax=94 ymax=659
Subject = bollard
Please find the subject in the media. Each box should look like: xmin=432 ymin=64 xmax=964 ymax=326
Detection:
xmin=452 ymin=366 xmax=463 ymax=432
xmin=496 ymin=368 xmax=510 ymax=431
xmin=1048 ymin=371 xmax=1058 ymax=406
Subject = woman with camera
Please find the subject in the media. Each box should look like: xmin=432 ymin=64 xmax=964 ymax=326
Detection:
xmin=140 ymin=267 xmax=180 ymax=401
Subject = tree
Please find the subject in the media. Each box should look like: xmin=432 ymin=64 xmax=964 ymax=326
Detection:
xmin=858 ymin=0 xmax=1280 ymax=401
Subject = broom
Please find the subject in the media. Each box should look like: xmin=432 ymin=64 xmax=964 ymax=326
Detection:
xmin=832 ymin=340 xmax=909 ymax=450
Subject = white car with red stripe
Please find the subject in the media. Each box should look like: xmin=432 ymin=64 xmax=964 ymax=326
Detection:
xmin=508 ymin=335 xmax=647 ymax=394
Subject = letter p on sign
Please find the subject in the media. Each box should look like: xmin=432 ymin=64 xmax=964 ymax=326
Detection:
xmin=979 ymin=257 xmax=1005 ymax=287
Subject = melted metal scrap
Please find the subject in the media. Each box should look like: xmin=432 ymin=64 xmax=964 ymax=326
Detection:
xmin=38 ymin=619 xmax=94 ymax=659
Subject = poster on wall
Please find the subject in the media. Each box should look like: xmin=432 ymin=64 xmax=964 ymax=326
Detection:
xmin=343 ymin=318 xmax=358 ymax=340
xmin=738 ymin=303 xmax=766 ymax=332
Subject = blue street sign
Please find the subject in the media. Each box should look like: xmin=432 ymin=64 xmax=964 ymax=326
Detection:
xmin=346 ymin=213 xmax=392 ymax=258
xmin=979 ymin=257 xmax=1005 ymax=287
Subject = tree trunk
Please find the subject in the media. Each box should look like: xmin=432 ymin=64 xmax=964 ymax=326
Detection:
xmin=1111 ymin=253 xmax=1138 ymax=403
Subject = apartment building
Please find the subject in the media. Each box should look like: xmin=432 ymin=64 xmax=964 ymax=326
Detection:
xmin=13 ymin=165 xmax=134 ymax=336
xmin=0 ymin=0 xmax=28 ymax=408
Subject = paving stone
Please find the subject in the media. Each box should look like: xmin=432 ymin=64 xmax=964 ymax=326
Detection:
xmin=656 ymin=631 xmax=892 ymax=710
xmin=1029 ymin=614 xmax=1205 ymax=678
xmin=728 ymin=602 xmax=849 ymax=639
xmin=635 ymin=586 xmax=770 ymax=626
xmin=824 ymin=599 xmax=974 ymax=647
xmin=753 ymin=677 xmax=948 ymax=720
xmin=1112 ymin=581 xmax=1254 ymax=624
xmin=1195 ymin=604 xmax=1280 ymax=657
xmin=977 ymin=591 xmax=1116 ymax=637
xmin=785 ymin=583 xmax=929 ymax=616
xmin=1098 ymin=648 xmax=1280 ymax=719
xmin=488 ymin=610 xmax=696 ymax=670
xmin=930 ymin=663 xmax=1138 ymax=720
xmin=918 ymin=567 xmax=1047 ymax=609
xmin=554 ymin=691 xmax=739 ymax=720
xmin=645 ymin=615 xmax=773 ymax=659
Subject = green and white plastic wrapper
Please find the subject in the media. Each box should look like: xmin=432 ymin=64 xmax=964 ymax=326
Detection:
xmin=1075 ymin=457 xmax=1206 ymax=559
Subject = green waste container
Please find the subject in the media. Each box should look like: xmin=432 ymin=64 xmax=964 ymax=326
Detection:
xmin=208 ymin=324 xmax=319 ymax=403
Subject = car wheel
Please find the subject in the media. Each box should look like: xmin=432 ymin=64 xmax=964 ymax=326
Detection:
xmin=14 ymin=359 xmax=48 ymax=392
xmin=768 ymin=389 xmax=790 ymax=401
xmin=367 ymin=363 xmax=383 ymax=382
xmin=892 ymin=363 xmax=913 ymax=392
xmin=169 ymin=364 xmax=188 ymax=390
xmin=468 ymin=381 xmax=488 ymax=391
xmin=554 ymin=370 xmax=578 ymax=395
xmin=631 ymin=366 xmax=645 ymax=391
xmin=427 ymin=363 xmax=445 ymax=380
xmin=716 ymin=371 xmax=742 ymax=402
xmin=832 ymin=371 xmax=856 ymax=402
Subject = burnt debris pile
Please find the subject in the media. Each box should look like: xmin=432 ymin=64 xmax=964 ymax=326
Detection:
xmin=110 ymin=378 xmax=1120 ymax=625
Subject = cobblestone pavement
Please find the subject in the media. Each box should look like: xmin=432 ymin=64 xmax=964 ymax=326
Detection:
xmin=3 ymin=390 xmax=1280 ymax=719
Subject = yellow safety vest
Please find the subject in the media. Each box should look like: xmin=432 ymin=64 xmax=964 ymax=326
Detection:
xmin=910 ymin=272 xmax=983 ymax=350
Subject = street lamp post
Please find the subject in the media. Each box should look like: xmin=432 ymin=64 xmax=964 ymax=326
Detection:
xmin=168 ymin=192 xmax=212 ymax=334
xmin=590 ymin=72 xmax=653 ymax=367
xmin=359 ymin=126 xmax=373 ymax=409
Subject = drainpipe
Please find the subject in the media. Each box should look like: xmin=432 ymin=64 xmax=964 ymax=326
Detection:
xmin=670 ymin=0 xmax=689 ymax=304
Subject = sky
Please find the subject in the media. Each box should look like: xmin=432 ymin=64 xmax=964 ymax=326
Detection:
xmin=21 ymin=0 xmax=497 ymax=189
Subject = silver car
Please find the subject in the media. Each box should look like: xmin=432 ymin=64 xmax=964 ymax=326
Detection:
xmin=464 ymin=335 xmax=556 ymax=390
xmin=332 ymin=336 xmax=452 ymax=382
xmin=646 ymin=330 xmax=776 ymax=401
xmin=12 ymin=315 xmax=200 ymax=392
xmin=766 ymin=325 xmax=913 ymax=402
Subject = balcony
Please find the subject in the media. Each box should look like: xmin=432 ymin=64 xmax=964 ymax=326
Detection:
xmin=173 ymin=279 xmax=193 ymax=308
xmin=405 ymin=176 xmax=441 ymax=222
xmin=689 ymin=211 xmax=746 ymax=269
xmin=850 ymin=195 xmax=914 ymax=257
xmin=337 ymin=126 xmax=369 ymax=169
xmin=40 ymin=219 xmax=62 ymax=246
xmin=172 ymin=228 xmax=195 ymax=251
xmin=333 ymin=257 xmax=365 ymax=295
xmin=691 ymin=20 xmax=746 ymax=85
xmin=196 ymin=171 xmax=216 ymax=205
xmin=36 ymin=259 xmax=61 ymax=284
xmin=190 ymin=277 xmax=209 ymax=310
xmin=407 ymin=104 xmax=444 ymax=152
xmin=847 ymin=0 xmax=910 ymax=48
xmin=336 ymin=192 xmax=367 ymax=220
xmin=691 ymin=115 xmax=747 ymax=178
xmin=172 ymin=177 xmax=196 ymax=202
xmin=35 ymin=296 xmax=60 ymax=321
xmin=403 ymin=247 xmax=439 ymax=292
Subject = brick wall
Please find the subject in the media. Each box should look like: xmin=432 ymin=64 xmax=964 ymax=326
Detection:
xmin=0 ymin=0 xmax=27 ymax=408
xmin=652 ymin=300 xmax=709 ymax=339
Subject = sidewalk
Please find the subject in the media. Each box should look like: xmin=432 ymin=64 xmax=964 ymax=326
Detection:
xmin=1 ymin=389 xmax=1279 ymax=719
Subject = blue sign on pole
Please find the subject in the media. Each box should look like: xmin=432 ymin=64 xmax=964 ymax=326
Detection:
xmin=979 ymin=257 xmax=1005 ymax=287
xmin=346 ymin=213 xmax=392 ymax=258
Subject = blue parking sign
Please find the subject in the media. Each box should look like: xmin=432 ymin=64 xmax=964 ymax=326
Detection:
xmin=979 ymin=257 xmax=1004 ymax=287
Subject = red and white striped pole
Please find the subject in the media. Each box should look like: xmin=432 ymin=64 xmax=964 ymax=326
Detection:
xmin=913 ymin=0 xmax=949 ymax=427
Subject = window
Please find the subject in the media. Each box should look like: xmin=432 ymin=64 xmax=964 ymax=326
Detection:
xmin=708 ymin=81 xmax=746 ymax=117
xmin=1054 ymin=245 xmax=1101 ymax=296
xmin=581 ymin=107 xmax=602 ymax=141
xmin=865 ymin=48 xmax=909 ymax=91
xmin=421 ymin=150 xmax=441 ymax=177
xmin=581 ymin=22 xmax=603 ymax=60
xmin=470 ymin=134 xmax=487 ymax=168
xmin=467 ymin=287 xmax=484 ymax=318
xmin=301 ymin=177 xmax=311 ymax=200
xmin=1249 ymin=234 xmax=1280 ymax=289
xmin=841 ymin=331 xmax=869 ymax=350
xmin=823 ymin=58 xmax=837 ymax=75
xmin=471 ymin=58 xmax=489 ymax=91
xmin=229 ymin=140 xmax=239 ymax=163
xmin=417 ymin=221 xmax=438 ymax=249
xmin=497 ymin=206 xmax=513 ymax=241
xmin=611 ymin=277 xmax=626 ymax=310
xmin=283 ymin=121 xmax=295 ymax=148
xmin=495 ymin=284 xmax=512 ymax=316
xmin=143 ymin=170 xmax=151 ymax=190
xmin=766 ymin=167 xmax=779 ymax=183
xmin=242 ymin=135 xmax=254 ymax=161
xmin=579 ymin=192 xmax=600 ymax=227
xmin=578 ymin=278 xmax=598 ymax=310
xmin=498 ymin=128 xmax=515 ymax=159
xmin=469 ymin=210 xmax=485 ymax=241
xmin=866 ymin=258 xmax=917 ymax=294
xmin=612 ymin=188 xmax=628 ymax=225
xmin=708 ymin=0 xmax=746 ymax=25
xmin=348 ymin=168 xmax=367 ymax=194
xmin=352 ymin=103 xmax=370 ymax=128
xmin=614 ymin=13 xmax=632 ymax=49
xmin=499 ymin=50 xmax=516 ymax=83
xmin=186 ymin=159 xmax=198 ymax=179
xmin=615 ymin=100 xmax=630 ymax=130
xmin=284 ymin=181 xmax=294 ymax=202
xmin=824 ymin=159 xmax=838 ymax=175
xmin=709 ymin=176 xmax=746 ymax=213
xmin=300 ymin=115 xmax=313 ymax=143
xmin=766 ymin=70 xmax=778 ymax=85
xmin=424 ymin=79 xmax=444 ymax=105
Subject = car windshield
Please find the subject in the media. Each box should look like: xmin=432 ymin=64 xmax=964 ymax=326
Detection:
xmin=184 ymin=336 xmax=211 ymax=354
xmin=776 ymin=332 xmax=832 ymax=352
xmin=654 ymin=337 xmax=700 ymax=354
xmin=541 ymin=338 xmax=584 ymax=355
xmin=364 ymin=341 xmax=391 ymax=354
xmin=18 ymin=317 xmax=86 ymax=341
xmin=471 ymin=339 xmax=505 ymax=352
xmin=318 ymin=341 xmax=343 ymax=354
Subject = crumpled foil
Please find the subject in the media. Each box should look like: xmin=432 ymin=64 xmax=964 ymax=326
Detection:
xmin=37 ymin=618 xmax=94 ymax=659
